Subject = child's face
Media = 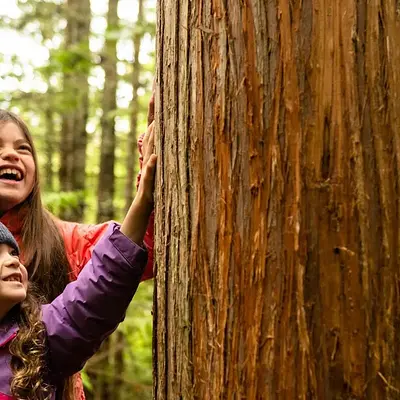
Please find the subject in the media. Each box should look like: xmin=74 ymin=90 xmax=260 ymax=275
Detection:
xmin=0 ymin=122 xmax=36 ymax=213
xmin=0 ymin=243 xmax=28 ymax=314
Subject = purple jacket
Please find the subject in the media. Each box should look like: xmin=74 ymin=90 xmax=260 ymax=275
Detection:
xmin=0 ymin=223 xmax=147 ymax=399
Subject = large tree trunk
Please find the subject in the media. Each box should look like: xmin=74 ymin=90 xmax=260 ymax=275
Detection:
xmin=97 ymin=0 xmax=119 ymax=222
xmin=59 ymin=0 xmax=91 ymax=221
xmin=153 ymin=1 xmax=400 ymax=399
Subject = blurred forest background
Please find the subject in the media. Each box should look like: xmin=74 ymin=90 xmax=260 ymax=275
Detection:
xmin=0 ymin=0 xmax=155 ymax=398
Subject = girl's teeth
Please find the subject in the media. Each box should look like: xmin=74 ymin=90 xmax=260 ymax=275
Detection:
xmin=6 ymin=277 xmax=19 ymax=282
xmin=0 ymin=168 xmax=22 ymax=180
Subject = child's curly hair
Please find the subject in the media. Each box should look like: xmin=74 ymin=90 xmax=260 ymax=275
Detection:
xmin=8 ymin=286 xmax=74 ymax=400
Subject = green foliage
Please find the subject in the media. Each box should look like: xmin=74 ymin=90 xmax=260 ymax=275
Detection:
xmin=81 ymin=370 xmax=94 ymax=393
xmin=105 ymin=28 xmax=123 ymax=41
xmin=42 ymin=190 xmax=85 ymax=215
xmin=52 ymin=45 xmax=92 ymax=74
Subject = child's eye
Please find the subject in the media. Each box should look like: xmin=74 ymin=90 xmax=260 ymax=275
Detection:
xmin=18 ymin=144 xmax=32 ymax=152
xmin=10 ymin=249 xmax=19 ymax=257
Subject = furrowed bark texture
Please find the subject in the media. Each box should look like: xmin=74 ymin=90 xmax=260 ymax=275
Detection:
xmin=154 ymin=1 xmax=400 ymax=399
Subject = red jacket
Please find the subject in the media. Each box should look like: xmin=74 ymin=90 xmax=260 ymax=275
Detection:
xmin=57 ymin=218 xmax=154 ymax=282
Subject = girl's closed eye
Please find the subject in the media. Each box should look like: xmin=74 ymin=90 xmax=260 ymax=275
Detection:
xmin=18 ymin=144 xmax=32 ymax=153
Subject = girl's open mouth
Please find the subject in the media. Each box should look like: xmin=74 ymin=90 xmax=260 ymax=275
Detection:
xmin=0 ymin=168 xmax=23 ymax=182
xmin=2 ymin=273 xmax=22 ymax=283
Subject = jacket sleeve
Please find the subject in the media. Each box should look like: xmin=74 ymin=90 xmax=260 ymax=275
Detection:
xmin=137 ymin=133 xmax=155 ymax=281
xmin=41 ymin=223 xmax=147 ymax=380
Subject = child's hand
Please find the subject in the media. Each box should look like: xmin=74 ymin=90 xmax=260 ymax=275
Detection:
xmin=121 ymin=122 xmax=157 ymax=245
xmin=139 ymin=121 xmax=156 ymax=206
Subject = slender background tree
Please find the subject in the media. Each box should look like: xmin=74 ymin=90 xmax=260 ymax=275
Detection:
xmin=125 ymin=0 xmax=145 ymax=214
xmin=60 ymin=0 xmax=91 ymax=221
xmin=97 ymin=0 xmax=119 ymax=223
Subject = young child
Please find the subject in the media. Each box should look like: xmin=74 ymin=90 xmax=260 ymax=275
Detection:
xmin=0 ymin=220 xmax=148 ymax=400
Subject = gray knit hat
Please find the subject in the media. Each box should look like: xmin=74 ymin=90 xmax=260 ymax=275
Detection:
xmin=0 ymin=223 xmax=19 ymax=256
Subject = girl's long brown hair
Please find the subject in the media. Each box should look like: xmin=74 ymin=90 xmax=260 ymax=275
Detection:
xmin=9 ymin=288 xmax=75 ymax=400
xmin=9 ymin=289 xmax=52 ymax=399
xmin=0 ymin=110 xmax=74 ymax=398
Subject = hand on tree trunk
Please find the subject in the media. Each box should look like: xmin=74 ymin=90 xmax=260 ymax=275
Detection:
xmin=138 ymin=80 xmax=156 ymax=178
xmin=121 ymin=121 xmax=156 ymax=246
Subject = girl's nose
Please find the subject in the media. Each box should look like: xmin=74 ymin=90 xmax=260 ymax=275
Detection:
xmin=0 ymin=147 xmax=20 ymax=162
xmin=3 ymin=254 xmax=20 ymax=269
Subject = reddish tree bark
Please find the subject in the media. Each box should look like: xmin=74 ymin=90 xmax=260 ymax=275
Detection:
xmin=154 ymin=1 xmax=400 ymax=399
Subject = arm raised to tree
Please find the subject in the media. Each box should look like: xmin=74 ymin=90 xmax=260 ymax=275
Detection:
xmin=136 ymin=87 xmax=156 ymax=280
xmin=42 ymin=223 xmax=148 ymax=380
xmin=121 ymin=121 xmax=156 ymax=244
